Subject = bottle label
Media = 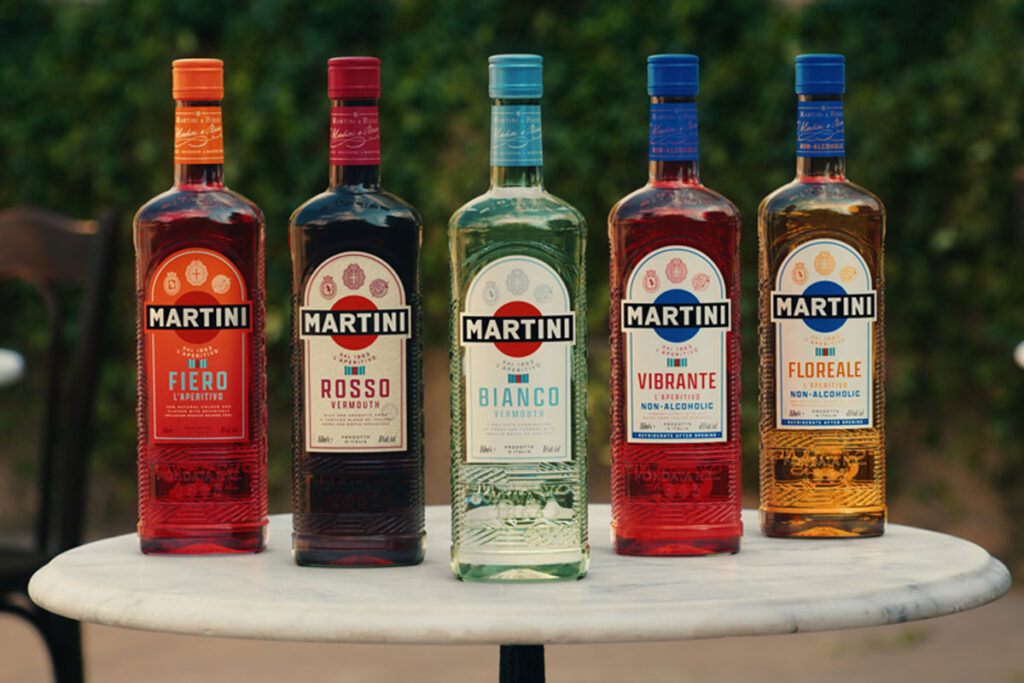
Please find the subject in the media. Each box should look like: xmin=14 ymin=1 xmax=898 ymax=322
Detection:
xmin=796 ymin=101 xmax=844 ymax=157
xmin=621 ymin=246 xmax=729 ymax=442
xmin=772 ymin=238 xmax=875 ymax=429
xmin=144 ymin=248 xmax=250 ymax=442
xmin=330 ymin=106 xmax=381 ymax=166
xmin=299 ymin=252 xmax=409 ymax=452
xmin=460 ymin=256 xmax=574 ymax=462
xmin=174 ymin=106 xmax=224 ymax=165
xmin=490 ymin=105 xmax=542 ymax=167
xmin=649 ymin=102 xmax=699 ymax=162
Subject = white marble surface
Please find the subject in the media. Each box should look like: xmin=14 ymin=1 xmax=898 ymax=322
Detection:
xmin=0 ymin=348 xmax=25 ymax=387
xmin=28 ymin=506 xmax=1010 ymax=645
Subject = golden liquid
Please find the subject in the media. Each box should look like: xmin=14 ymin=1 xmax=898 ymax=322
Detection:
xmin=758 ymin=175 xmax=886 ymax=537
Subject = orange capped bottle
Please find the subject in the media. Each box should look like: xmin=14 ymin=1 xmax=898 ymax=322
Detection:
xmin=134 ymin=59 xmax=268 ymax=553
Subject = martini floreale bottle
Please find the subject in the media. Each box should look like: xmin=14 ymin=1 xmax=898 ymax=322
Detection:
xmin=449 ymin=54 xmax=589 ymax=581
xmin=289 ymin=57 xmax=424 ymax=566
xmin=608 ymin=55 xmax=742 ymax=555
xmin=758 ymin=54 xmax=886 ymax=537
xmin=134 ymin=59 xmax=268 ymax=553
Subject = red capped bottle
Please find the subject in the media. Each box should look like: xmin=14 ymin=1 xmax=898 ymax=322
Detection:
xmin=289 ymin=57 xmax=425 ymax=566
xmin=134 ymin=59 xmax=268 ymax=554
xmin=608 ymin=55 xmax=742 ymax=555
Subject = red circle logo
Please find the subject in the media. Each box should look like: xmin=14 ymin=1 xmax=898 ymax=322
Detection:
xmin=493 ymin=300 xmax=542 ymax=358
xmin=174 ymin=290 xmax=219 ymax=345
xmin=332 ymin=295 xmax=377 ymax=350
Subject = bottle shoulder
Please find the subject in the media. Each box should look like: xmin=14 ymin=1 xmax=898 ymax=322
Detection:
xmin=134 ymin=185 xmax=264 ymax=227
xmin=449 ymin=187 xmax=586 ymax=232
xmin=759 ymin=177 xmax=884 ymax=220
xmin=290 ymin=187 xmax=421 ymax=229
xmin=609 ymin=182 xmax=740 ymax=225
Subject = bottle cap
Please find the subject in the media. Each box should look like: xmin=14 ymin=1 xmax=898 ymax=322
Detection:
xmin=488 ymin=54 xmax=543 ymax=99
xmin=647 ymin=54 xmax=699 ymax=97
xmin=795 ymin=54 xmax=845 ymax=95
xmin=172 ymin=58 xmax=223 ymax=101
xmin=328 ymin=57 xmax=380 ymax=99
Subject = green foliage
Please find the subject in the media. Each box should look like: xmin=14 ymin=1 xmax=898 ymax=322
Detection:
xmin=1 ymin=0 xmax=1023 ymax=546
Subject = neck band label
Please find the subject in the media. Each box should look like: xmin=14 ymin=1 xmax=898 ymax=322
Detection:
xmin=490 ymin=105 xmax=542 ymax=167
xmin=330 ymin=106 xmax=381 ymax=166
xmin=797 ymin=101 xmax=844 ymax=157
xmin=174 ymin=106 xmax=224 ymax=165
xmin=649 ymin=102 xmax=699 ymax=162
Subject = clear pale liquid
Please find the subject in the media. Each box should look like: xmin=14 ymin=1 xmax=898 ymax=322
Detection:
xmin=449 ymin=185 xmax=589 ymax=581
xmin=758 ymin=174 xmax=886 ymax=537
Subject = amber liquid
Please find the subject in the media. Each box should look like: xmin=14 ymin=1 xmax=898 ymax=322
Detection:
xmin=609 ymin=155 xmax=742 ymax=555
xmin=134 ymin=160 xmax=268 ymax=554
xmin=758 ymin=111 xmax=886 ymax=537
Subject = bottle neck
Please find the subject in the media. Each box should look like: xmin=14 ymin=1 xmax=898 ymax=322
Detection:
xmin=329 ymin=98 xmax=382 ymax=190
xmin=648 ymin=95 xmax=699 ymax=185
xmin=796 ymin=93 xmax=846 ymax=179
xmin=489 ymin=97 xmax=543 ymax=189
xmin=173 ymin=99 xmax=224 ymax=188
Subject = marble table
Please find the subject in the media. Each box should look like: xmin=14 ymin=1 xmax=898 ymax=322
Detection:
xmin=29 ymin=506 xmax=1011 ymax=682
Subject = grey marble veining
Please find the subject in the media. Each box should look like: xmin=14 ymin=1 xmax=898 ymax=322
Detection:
xmin=28 ymin=507 xmax=1011 ymax=644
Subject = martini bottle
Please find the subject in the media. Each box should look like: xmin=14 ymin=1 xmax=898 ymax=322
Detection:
xmin=608 ymin=54 xmax=742 ymax=555
xmin=758 ymin=54 xmax=886 ymax=537
xmin=289 ymin=57 xmax=424 ymax=565
xmin=448 ymin=54 xmax=589 ymax=581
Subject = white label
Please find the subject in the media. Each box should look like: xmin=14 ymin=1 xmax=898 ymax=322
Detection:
xmin=621 ymin=246 xmax=730 ymax=443
xmin=772 ymin=238 xmax=875 ymax=429
xmin=300 ymin=251 xmax=409 ymax=452
xmin=460 ymin=256 xmax=574 ymax=463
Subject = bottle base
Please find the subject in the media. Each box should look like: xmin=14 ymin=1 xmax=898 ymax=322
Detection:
xmin=612 ymin=532 xmax=740 ymax=556
xmin=760 ymin=508 xmax=885 ymax=538
xmin=451 ymin=548 xmax=589 ymax=582
xmin=292 ymin=533 xmax=425 ymax=567
xmin=139 ymin=520 xmax=268 ymax=554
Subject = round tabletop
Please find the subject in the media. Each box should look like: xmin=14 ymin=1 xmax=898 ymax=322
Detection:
xmin=28 ymin=506 xmax=1011 ymax=645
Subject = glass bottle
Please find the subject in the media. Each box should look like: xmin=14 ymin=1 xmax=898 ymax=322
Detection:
xmin=449 ymin=54 xmax=589 ymax=581
xmin=289 ymin=57 xmax=424 ymax=566
xmin=608 ymin=54 xmax=742 ymax=555
xmin=134 ymin=58 xmax=267 ymax=553
xmin=758 ymin=54 xmax=886 ymax=537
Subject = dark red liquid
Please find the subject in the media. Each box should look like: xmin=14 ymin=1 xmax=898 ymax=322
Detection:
xmin=134 ymin=165 xmax=268 ymax=554
xmin=289 ymin=167 xmax=424 ymax=567
xmin=608 ymin=164 xmax=742 ymax=555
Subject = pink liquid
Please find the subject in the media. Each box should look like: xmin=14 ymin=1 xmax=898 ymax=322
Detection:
xmin=608 ymin=167 xmax=742 ymax=555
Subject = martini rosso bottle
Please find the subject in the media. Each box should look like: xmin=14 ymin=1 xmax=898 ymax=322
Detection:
xmin=758 ymin=54 xmax=886 ymax=537
xmin=289 ymin=57 xmax=424 ymax=566
xmin=608 ymin=55 xmax=742 ymax=555
xmin=449 ymin=54 xmax=589 ymax=581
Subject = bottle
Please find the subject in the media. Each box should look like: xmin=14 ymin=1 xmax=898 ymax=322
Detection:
xmin=758 ymin=54 xmax=886 ymax=537
xmin=608 ymin=54 xmax=742 ymax=555
xmin=289 ymin=57 xmax=424 ymax=566
xmin=448 ymin=54 xmax=589 ymax=581
xmin=134 ymin=59 xmax=267 ymax=553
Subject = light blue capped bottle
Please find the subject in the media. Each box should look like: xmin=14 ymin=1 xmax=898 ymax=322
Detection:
xmin=448 ymin=54 xmax=589 ymax=581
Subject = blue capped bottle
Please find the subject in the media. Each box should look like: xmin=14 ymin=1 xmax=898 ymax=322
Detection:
xmin=758 ymin=54 xmax=886 ymax=537
xmin=448 ymin=54 xmax=589 ymax=581
xmin=608 ymin=55 xmax=742 ymax=555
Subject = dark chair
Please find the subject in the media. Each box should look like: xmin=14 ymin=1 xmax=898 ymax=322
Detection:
xmin=0 ymin=207 xmax=118 ymax=683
